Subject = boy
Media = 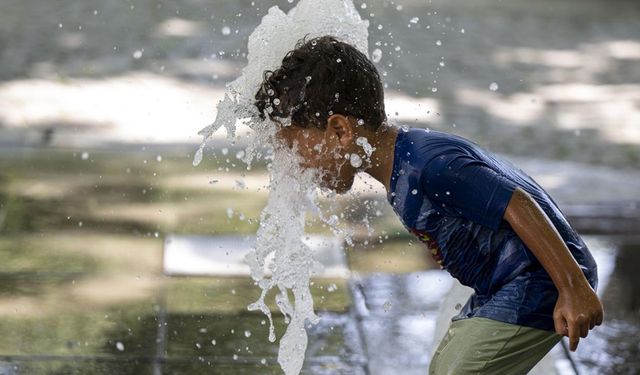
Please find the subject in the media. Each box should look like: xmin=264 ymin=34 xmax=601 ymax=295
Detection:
xmin=254 ymin=35 xmax=603 ymax=374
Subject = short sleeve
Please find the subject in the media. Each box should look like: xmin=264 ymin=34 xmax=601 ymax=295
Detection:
xmin=420 ymin=151 xmax=518 ymax=231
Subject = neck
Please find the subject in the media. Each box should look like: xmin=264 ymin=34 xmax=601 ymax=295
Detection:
xmin=363 ymin=124 xmax=399 ymax=192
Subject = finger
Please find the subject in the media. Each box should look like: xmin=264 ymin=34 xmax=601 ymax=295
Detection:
xmin=569 ymin=335 xmax=580 ymax=351
xmin=595 ymin=311 xmax=604 ymax=326
xmin=580 ymin=321 xmax=589 ymax=338
xmin=554 ymin=314 xmax=567 ymax=336
xmin=568 ymin=321 xmax=580 ymax=351
xmin=575 ymin=314 xmax=589 ymax=338
xmin=554 ymin=315 xmax=563 ymax=336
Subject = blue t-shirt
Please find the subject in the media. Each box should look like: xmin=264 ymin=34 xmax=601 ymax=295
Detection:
xmin=388 ymin=127 xmax=598 ymax=331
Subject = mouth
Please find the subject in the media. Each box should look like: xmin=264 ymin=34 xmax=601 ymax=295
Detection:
xmin=313 ymin=171 xmax=335 ymax=189
xmin=319 ymin=174 xmax=352 ymax=194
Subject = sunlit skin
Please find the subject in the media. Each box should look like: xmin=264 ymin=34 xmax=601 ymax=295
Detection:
xmin=504 ymin=189 xmax=604 ymax=351
xmin=277 ymin=114 xmax=603 ymax=351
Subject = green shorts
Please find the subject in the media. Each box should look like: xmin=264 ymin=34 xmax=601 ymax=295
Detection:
xmin=429 ymin=317 xmax=562 ymax=375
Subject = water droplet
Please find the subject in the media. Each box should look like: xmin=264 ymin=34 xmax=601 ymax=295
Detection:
xmin=192 ymin=147 xmax=203 ymax=166
xmin=411 ymin=189 xmax=418 ymax=195
xmin=349 ymin=154 xmax=363 ymax=168
xmin=489 ymin=82 xmax=499 ymax=91
xmin=244 ymin=330 xmax=252 ymax=338
xmin=156 ymin=155 xmax=162 ymax=162
xmin=410 ymin=17 xmax=419 ymax=24
xmin=435 ymin=40 xmax=442 ymax=46
xmin=327 ymin=215 xmax=339 ymax=226
xmin=371 ymin=48 xmax=382 ymax=63
xmin=132 ymin=50 xmax=143 ymax=59
xmin=356 ymin=136 xmax=374 ymax=157
xmin=221 ymin=26 xmax=231 ymax=35
xmin=81 ymin=152 xmax=89 ymax=160
xmin=116 ymin=342 xmax=125 ymax=351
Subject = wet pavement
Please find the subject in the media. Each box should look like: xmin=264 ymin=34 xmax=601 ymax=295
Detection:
xmin=0 ymin=146 xmax=637 ymax=375
xmin=0 ymin=134 xmax=637 ymax=375
xmin=0 ymin=310 xmax=366 ymax=374
xmin=573 ymin=239 xmax=640 ymax=374
xmin=349 ymin=271 xmax=452 ymax=375
xmin=0 ymin=230 xmax=637 ymax=374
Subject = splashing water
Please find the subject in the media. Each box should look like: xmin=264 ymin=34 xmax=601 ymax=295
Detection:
xmin=356 ymin=136 xmax=375 ymax=157
xmin=193 ymin=1 xmax=369 ymax=374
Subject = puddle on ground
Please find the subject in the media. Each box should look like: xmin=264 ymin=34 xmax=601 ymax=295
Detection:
xmin=0 ymin=309 xmax=364 ymax=375
xmin=573 ymin=239 xmax=640 ymax=375
xmin=1 ymin=149 xmax=638 ymax=373
xmin=0 ymin=234 xmax=637 ymax=374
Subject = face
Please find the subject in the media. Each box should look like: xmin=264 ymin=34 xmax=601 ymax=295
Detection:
xmin=276 ymin=119 xmax=358 ymax=193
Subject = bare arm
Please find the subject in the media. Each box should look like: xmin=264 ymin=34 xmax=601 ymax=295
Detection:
xmin=504 ymin=187 xmax=603 ymax=351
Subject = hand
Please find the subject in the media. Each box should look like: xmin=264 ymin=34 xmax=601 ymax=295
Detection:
xmin=553 ymin=286 xmax=604 ymax=351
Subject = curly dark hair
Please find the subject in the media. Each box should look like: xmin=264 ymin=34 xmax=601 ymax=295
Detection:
xmin=254 ymin=35 xmax=386 ymax=131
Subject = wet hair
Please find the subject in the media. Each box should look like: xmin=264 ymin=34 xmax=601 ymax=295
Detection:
xmin=254 ymin=35 xmax=386 ymax=131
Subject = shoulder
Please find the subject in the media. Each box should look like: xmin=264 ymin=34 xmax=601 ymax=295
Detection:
xmin=399 ymin=128 xmax=474 ymax=165
xmin=421 ymin=146 xmax=477 ymax=179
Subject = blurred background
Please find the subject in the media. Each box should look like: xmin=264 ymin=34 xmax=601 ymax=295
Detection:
xmin=0 ymin=0 xmax=638 ymax=374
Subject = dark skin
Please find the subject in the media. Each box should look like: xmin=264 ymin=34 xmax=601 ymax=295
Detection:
xmin=277 ymin=114 xmax=604 ymax=351
xmin=504 ymin=188 xmax=604 ymax=351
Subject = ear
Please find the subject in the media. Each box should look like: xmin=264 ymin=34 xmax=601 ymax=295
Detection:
xmin=326 ymin=114 xmax=354 ymax=148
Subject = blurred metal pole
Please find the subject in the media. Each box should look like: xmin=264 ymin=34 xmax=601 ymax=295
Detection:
xmin=560 ymin=338 xmax=581 ymax=375
xmin=153 ymin=285 xmax=168 ymax=375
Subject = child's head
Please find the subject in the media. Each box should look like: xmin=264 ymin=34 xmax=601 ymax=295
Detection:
xmin=254 ymin=35 xmax=387 ymax=193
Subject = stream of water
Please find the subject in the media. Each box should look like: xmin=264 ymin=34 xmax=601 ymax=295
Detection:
xmin=193 ymin=1 xmax=370 ymax=373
